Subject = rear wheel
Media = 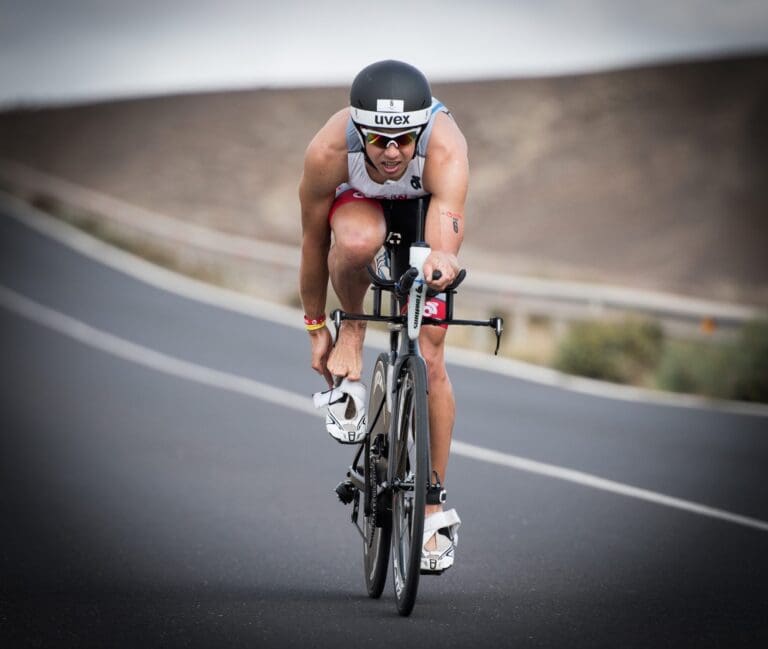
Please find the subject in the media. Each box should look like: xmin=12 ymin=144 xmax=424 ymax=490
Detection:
xmin=391 ymin=358 xmax=429 ymax=616
xmin=363 ymin=355 xmax=391 ymax=598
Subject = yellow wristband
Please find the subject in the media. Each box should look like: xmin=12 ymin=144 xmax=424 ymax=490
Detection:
xmin=305 ymin=321 xmax=327 ymax=332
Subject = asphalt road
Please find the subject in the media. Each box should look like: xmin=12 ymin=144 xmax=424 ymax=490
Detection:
xmin=1 ymin=198 xmax=767 ymax=648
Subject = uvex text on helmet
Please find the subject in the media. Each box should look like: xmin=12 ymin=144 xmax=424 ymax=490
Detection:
xmin=350 ymin=60 xmax=433 ymax=128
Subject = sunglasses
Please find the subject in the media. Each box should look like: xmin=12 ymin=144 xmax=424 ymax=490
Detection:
xmin=361 ymin=127 xmax=421 ymax=149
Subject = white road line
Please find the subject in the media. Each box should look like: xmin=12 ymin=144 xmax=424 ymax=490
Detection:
xmin=451 ymin=441 xmax=768 ymax=532
xmin=2 ymin=284 xmax=767 ymax=534
xmin=4 ymin=190 xmax=768 ymax=418
xmin=0 ymin=284 xmax=317 ymax=417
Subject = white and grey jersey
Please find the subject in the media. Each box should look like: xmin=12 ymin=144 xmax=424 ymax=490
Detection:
xmin=339 ymin=98 xmax=450 ymax=200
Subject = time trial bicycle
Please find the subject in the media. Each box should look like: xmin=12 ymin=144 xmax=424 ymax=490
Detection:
xmin=331 ymin=197 xmax=503 ymax=616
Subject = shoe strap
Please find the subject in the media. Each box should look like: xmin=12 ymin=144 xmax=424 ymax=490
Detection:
xmin=423 ymin=509 xmax=461 ymax=536
xmin=313 ymin=378 xmax=367 ymax=410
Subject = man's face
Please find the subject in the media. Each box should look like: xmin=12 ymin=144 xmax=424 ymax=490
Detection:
xmin=362 ymin=127 xmax=420 ymax=180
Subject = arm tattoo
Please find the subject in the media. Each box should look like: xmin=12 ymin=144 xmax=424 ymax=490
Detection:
xmin=441 ymin=210 xmax=463 ymax=235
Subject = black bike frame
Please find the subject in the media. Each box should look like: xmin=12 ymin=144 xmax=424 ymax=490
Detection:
xmin=335 ymin=196 xmax=502 ymax=537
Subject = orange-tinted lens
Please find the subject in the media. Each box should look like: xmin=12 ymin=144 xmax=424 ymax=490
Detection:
xmin=365 ymin=131 xmax=418 ymax=148
xmin=364 ymin=132 xmax=386 ymax=147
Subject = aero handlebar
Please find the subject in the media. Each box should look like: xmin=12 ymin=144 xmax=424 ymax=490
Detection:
xmin=366 ymin=265 xmax=467 ymax=298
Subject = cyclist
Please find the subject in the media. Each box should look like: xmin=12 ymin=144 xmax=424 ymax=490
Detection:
xmin=299 ymin=60 xmax=466 ymax=572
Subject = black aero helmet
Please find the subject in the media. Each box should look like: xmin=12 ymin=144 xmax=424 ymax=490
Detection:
xmin=350 ymin=60 xmax=433 ymax=129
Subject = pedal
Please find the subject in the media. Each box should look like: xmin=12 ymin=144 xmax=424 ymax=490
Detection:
xmin=334 ymin=479 xmax=356 ymax=505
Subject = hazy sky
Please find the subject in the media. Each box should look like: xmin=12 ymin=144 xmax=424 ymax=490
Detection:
xmin=1 ymin=0 xmax=767 ymax=106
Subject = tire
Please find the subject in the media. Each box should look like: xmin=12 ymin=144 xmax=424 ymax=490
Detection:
xmin=390 ymin=357 xmax=429 ymax=616
xmin=363 ymin=355 xmax=391 ymax=598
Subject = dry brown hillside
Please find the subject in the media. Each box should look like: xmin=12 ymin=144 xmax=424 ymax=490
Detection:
xmin=1 ymin=54 xmax=766 ymax=305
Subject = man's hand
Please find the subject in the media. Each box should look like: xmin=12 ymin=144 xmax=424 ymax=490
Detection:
xmin=327 ymin=321 xmax=366 ymax=382
xmin=308 ymin=326 xmax=334 ymax=387
xmin=423 ymin=250 xmax=460 ymax=292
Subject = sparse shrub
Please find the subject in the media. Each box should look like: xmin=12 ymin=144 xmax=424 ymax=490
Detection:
xmin=731 ymin=320 xmax=768 ymax=402
xmin=554 ymin=318 xmax=664 ymax=383
xmin=655 ymin=320 xmax=768 ymax=402
xmin=655 ymin=340 xmax=733 ymax=398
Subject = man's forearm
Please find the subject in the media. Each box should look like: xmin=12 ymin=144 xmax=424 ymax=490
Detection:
xmin=299 ymin=239 xmax=330 ymax=317
xmin=426 ymin=206 xmax=464 ymax=257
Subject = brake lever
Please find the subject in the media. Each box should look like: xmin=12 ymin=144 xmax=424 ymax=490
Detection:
xmin=331 ymin=309 xmax=343 ymax=345
xmin=491 ymin=316 xmax=504 ymax=355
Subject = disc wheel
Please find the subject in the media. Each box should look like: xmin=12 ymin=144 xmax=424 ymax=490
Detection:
xmin=363 ymin=355 xmax=391 ymax=598
xmin=390 ymin=358 xmax=429 ymax=616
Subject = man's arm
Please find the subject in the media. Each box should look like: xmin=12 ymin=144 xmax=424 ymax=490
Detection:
xmin=298 ymin=171 xmax=333 ymax=322
xmin=298 ymin=114 xmax=348 ymax=385
xmin=422 ymin=113 xmax=469 ymax=291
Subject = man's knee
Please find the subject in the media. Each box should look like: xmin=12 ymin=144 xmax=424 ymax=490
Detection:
xmin=331 ymin=207 xmax=385 ymax=267
xmin=421 ymin=331 xmax=449 ymax=384
xmin=334 ymin=228 xmax=382 ymax=266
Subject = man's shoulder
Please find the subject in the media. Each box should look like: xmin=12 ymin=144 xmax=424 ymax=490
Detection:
xmin=308 ymin=108 xmax=349 ymax=149
xmin=305 ymin=110 xmax=349 ymax=164
xmin=301 ymin=110 xmax=349 ymax=196
xmin=425 ymin=112 xmax=468 ymax=164
xmin=422 ymin=112 xmax=469 ymax=196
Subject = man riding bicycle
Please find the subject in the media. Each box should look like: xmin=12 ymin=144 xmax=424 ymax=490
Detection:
xmin=298 ymin=60 xmax=467 ymax=572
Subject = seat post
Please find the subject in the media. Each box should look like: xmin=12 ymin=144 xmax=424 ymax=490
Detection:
xmin=372 ymin=286 xmax=382 ymax=316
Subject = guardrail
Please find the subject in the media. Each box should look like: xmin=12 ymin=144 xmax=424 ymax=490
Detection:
xmin=1 ymin=157 xmax=764 ymax=344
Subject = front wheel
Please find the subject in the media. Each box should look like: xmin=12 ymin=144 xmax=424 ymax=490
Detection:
xmin=390 ymin=358 xmax=429 ymax=616
xmin=363 ymin=355 xmax=391 ymax=598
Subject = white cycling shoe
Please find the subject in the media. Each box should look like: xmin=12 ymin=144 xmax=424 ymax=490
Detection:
xmin=421 ymin=509 xmax=461 ymax=574
xmin=313 ymin=378 xmax=367 ymax=444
